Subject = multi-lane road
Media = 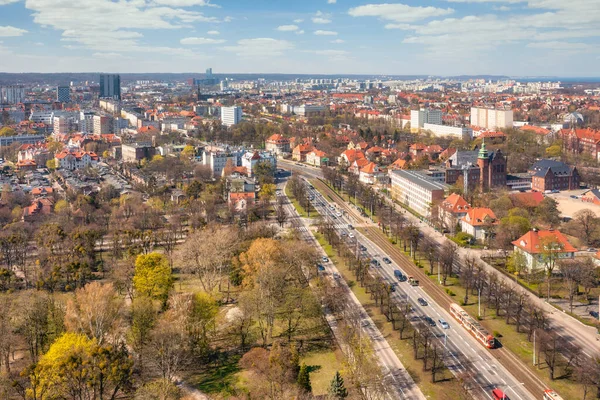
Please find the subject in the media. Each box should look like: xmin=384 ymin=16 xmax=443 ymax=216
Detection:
xmin=302 ymin=179 xmax=536 ymax=400
xmin=277 ymin=177 xmax=426 ymax=400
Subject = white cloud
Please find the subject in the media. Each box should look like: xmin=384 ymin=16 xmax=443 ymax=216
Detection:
xmin=527 ymin=41 xmax=591 ymax=50
xmin=348 ymin=3 xmax=454 ymax=23
xmin=92 ymin=52 xmax=127 ymax=58
xmin=21 ymin=0 xmax=221 ymax=55
xmin=493 ymin=5 xmax=511 ymax=11
xmin=314 ymin=30 xmax=338 ymax=36
xmin=223 ymin=38 xmax=294 ymax=57
xmin=224 ymin=16 xmax=233 ymax=22
xmin=294 ymin=19 xmax=304 ymax=23
xmin=327 ymin=0 xmax=337 ymax=3
xmin=331 ymin=39 xmax=344 ymax=43
xmin=151 ymin=0 xmax=219 ymax=6
xmin=180 ymin=37 xmax=225 ymax=45
xmin=207 ymin=30 xmax=220 ymax=35
xmin=277 ymin=24 xmax=299 ymax=32
xmin=0 ymin=26 xmax=28 ymax=37
xmin=0 ymin=0 xmax=20 ymax=4
xmin=314 ymin=49 xmax=348 ymax=56
xmin=296 ymin=30 xmax=305 ymax=35
xmin=312 ymin=10 xmax=332 ymax=24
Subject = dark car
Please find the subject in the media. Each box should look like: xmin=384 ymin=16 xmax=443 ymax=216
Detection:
xmin=317 ymin=264 xmax=325 ymax=272
xmin=382 ymin=257 xmax=392 ymax=264
xmin=417 ymin=298 xmax=428 ymax=306
xmin=359 ymin=244 xmax=367 ymax=252
xmin=424 ymin=316 xmax=436 ymax=327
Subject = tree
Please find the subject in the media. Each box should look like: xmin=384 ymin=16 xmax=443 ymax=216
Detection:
xmin=253 ymin=161 xmax=275 ymax=185
xmin=133 ymin=253 xmax=173 ymax=306
xmin=134 ymin=379 xmax=181 ymax=400
xmin=188 ymin=292 xmax=218 ymax=356
xmin=26 ymin=332 xmax=132 ymax=400
xmin=45 ymin=159 xmax=57 ymax=170
xmin=536 ymin=197 xmax=561 ymax=227
xmin=329 ymin=371 xmax=348 ymax=398
xmin=148 ymin=309 xmax=190 ymax=382
xmin=0 ymin=127 xmax=16 ymax=137
xmin=539 ymin=235 xmax=564 ymax=301
xmin=180 ymin=144 xmax=196 ymax=160
xmin=185 ymin=180 xmax=203 ymax=199
xmin=297 ymin=363 xmax=311 ymax=393
xmin=573 ymin=209 xmax=599 ymax=245
xmin=129 ymin=295 xmax=156 ymax=372
xmin=65 ymin=281 xmax=123 ymax=345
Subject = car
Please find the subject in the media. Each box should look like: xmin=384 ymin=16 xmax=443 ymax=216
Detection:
xmin=424 ymin=316 xmax=436 ymax=327
xmin=331 ymin=215 xmax=337 ymax=220
xmin=570 ymin=195 xmax=578 ymax=199
xmin=382 ymin=257 xmax=392 ymax=264
xmin=333 ymin=273 xmax=341 ymax=279
xmin=348 ymin=224 xmax=354 ymax=230
xmin=389 ymin=282 xmax=397 ymax=292
xmin=439 ymin=319 xmax=450 ymax=329
xmin=341 ymin=232 xmax=347 ymax=237
xmin=551 ymin=189 xmax=560 ymax=193
xmin=348 ymin=232 xmax=355 ymax=238
xmin=336 ymin=212 xmax=342 ymax=217
xmin=317 ymin=264 xmax=325 ymax=272
xmin=322 ymin=256 xmax=329 ymax=263
xmin=359 ymin=245 xmax=367 ymax=252
xmin=417 ymin=298 xmax=428 ymax=306
xmin=588 ymin=248 xmax=597 ymax=252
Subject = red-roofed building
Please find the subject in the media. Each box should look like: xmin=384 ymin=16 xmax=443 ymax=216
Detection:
xmin=389 ymin=158 xmax=409 ymax=170
xmin=438 ymin=193 xmax=470 ymax=234
xmin=512 ymin=229 xmax=577 ymax=271
xmin=509 ymin=191 xmax=544 ymax=208
xmin=22 ymin=198 xmax=54 ymax=222
xmin=348 ymin=157 xmax=369 ymax=175
xmin=55 ymin=150 xmax=99 ymax=170
xmin=461 ymin=208 xmax=498 ymax=241
xmin=306 ymin=149 xmax=328 ymax=167
xmin=558 ymin=128 xmax=600 ymax=160
xmin=359 ymin=162 xmax=380 ymax=185
xmin=228 ymin=192 xmax=255 ymax=212
xmin=339 ymin=148 xmax=365 ymax=166
xmin=292 ymin=144 xmax=313 ymax=162
xmin=266 ymin=133 xmax=291 ymax=155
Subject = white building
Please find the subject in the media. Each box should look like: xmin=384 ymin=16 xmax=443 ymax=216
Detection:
xmin=93 ymin=115 xmax=112 ymax=134
xmin=241 ymin=151 xmax=277 ymax=177
xmin=0 ymin=86 xmax=25 ymax=104
xmin=423 ymin=123 xmax=473 ymax=139
xmin=293 ymin=104 xmax=326 ymax=117
xmin=470 ymin=107 xmax=513 ymax=130
xmin=221 ymin=106 xmax=243 ymax=127
xmin=389 ymin=170 xmax=448 ymax=218
xmin=53 ymin=116 xmax=69 ymax=136
xmin=410 ymin=108 xmax=442 ymax=132
xmin=80 ymin=111 xmax=95 ymax=133
xmin=203 ymin=150 xmax=238 ymax=177
xmin=55 ymin=150 xmax=99 ymax=170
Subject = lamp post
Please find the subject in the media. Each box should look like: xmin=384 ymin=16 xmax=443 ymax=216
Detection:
xmin=478 ymin=287 xmax=481 ymax=318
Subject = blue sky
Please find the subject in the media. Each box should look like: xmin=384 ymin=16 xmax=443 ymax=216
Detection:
xmin=0 ymin=0 xmax=599 ymax=76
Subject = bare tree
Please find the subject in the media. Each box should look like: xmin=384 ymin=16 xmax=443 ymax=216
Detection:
xmin=439 ymin=242 xmax=457 ymax=286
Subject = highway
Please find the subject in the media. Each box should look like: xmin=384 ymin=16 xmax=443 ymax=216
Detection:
xmin=277 ymin=177 xmax=426 ymax=400
xmin=302 ymin=180 xmax=536 ymax=400
xmin=280 ymin=158 xmax=600 ymax=358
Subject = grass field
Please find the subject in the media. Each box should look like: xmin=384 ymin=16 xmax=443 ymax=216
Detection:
xmin=301 ymin=348 xmax=346 ymax=396
xmin=285 ymin=183 xmax=320 ymax=218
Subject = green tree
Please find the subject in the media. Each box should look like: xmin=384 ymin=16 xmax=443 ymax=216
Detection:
xmin=188 ymin=292 xmax=218 ymax=356
xmin=507 ymin=250 xmax=528 ymax=281
xmin=329 ymin=371 xmax=348 ymax=398
xmin=297 ymin=363 xmax=311 ymax=393
xmin=45 ymin=159 xmax=57 ymax=170
xmin=253 ymin=161 xmax=275 ymax=185
xmin=0 ymin=127 xmax=16 ymax=137
xmin=133 ymin=253 xmax=173 ymax=306
xmin=545 ymin=144 xmax=562 ymax=158
xmin=180 ymin=145 xmax=196 ymax=160
xmin=185 ymin=180 xmax=203 ymax=199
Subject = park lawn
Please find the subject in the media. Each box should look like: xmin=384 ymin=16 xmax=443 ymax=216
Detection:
xmin=301 ymin=348 xmax=346 ymax=396
xmin=422 ymin=263 xmax=587 ymax=400
xmin=315 ymin=233 xmax=468 ymax=400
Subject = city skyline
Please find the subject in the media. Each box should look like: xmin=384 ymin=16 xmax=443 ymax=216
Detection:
xmin=0 ymin=0 xmax=598 ymax=76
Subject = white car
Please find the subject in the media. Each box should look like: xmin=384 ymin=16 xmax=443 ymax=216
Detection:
xmin=322 ymin=256 xmax=329 ymax=263
xmin=348 ymin=232 xmax=355 ymax=238
xmin=439 ymin=319 xmax=450 ymax=329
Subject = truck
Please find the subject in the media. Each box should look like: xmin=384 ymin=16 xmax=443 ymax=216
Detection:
xmin=408 ymin=276 xmax=419 ymax=286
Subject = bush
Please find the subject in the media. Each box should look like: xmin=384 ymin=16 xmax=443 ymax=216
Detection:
xmin=444 ymin=288 xmax=456 ymax=296
xmin=454 ymin=232 xmax=475 ymax=246
xmin=493 ymin=330 xmax=503 ymax=338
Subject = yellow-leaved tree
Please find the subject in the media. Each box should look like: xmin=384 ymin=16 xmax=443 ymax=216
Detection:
xmin=133 ymin=253 xmax=173 ymax=307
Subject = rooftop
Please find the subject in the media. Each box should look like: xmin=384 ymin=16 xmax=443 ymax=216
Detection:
xmin=390 ymin=169 xmax=449 ymax=192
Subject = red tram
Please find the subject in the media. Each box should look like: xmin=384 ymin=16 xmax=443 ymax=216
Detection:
xmin=449 ymin=304 xmax=496 ymax=349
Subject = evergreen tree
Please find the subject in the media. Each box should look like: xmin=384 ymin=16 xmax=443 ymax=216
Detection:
xmin=329 ymin=371 xmax=348 ymax=398
xmin=297 ymin=363 xmax=311 ymax=393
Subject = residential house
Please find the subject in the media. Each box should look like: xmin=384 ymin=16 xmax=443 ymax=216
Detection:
xmin=241 ymin=151 xmax=277 ymax=177
xmin=558 ymin=128 xmax=600 ymax=160
xmin=529 ymin=159 xmax=580 ymax=192
xmin=512 ymin=229 xmax=577 ymax=271
xmin=348 ymin=157 xmax=369 ymax=175
xmin=55 ymin=150 xmax=99 ymax=170
xmin=306 ymin=149 xmax=328 ymax=167
xmin=460 ymin=208 xmax=498 ymax=242
xmin=359 ymin=162 xmax=380 ymax=185
xmin=292 ymin=144 xmax=312 ymax=162
xmin=228 ymin=192 xmax=255 ymax=212
xmin=22 ymin=198 xmax=54 ymax=221
xmin=438 ymin=193 xmax=470 ymax=234
xmin=265 ymin=134 xmax=291 ymax=155
xmin=339 ymin=149 xmax=365 ymax=166
xmin=581 ymin=189 xmax=600 ymax=206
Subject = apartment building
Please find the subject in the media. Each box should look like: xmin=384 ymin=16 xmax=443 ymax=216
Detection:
xmin=470 ymin=107 xmax=513 ymax=130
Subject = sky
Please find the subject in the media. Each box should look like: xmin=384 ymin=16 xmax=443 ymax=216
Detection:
xmin=0 ymin=0 xmax=599 ymax=76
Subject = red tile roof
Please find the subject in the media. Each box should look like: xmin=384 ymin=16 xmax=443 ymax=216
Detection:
xmin=462 ymin=208 xmax=497 ymax=226
xmin=440 ymin=193 xmax=470 ymax=214
xmin=512 ymin=230 xmax=577 ymax=254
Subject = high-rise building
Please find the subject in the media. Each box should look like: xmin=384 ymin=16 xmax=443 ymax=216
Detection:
xmin=93 ymin=115 xmax=113 ymax=134
xmin=80 ymin=111 xmax=95 ymax=133
xmin=221 ymin=106 xmax=243 ymax=127
xmin=99 ymin=74 xmax=121 ymax=100
xmin=206 ymin=68 xmax=213 ymax=77
xmin=410 ymin=108 xmax=442 ymax=132
xmin=56 ymin=86 xmax=70 ymax=103
xmin=0 ymin=85 xmax=25 ymax=104
xmin=53 ymin=116 xmax=69 ymax=135
xmin=470 ymin=107 xmax=513 ymax=130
